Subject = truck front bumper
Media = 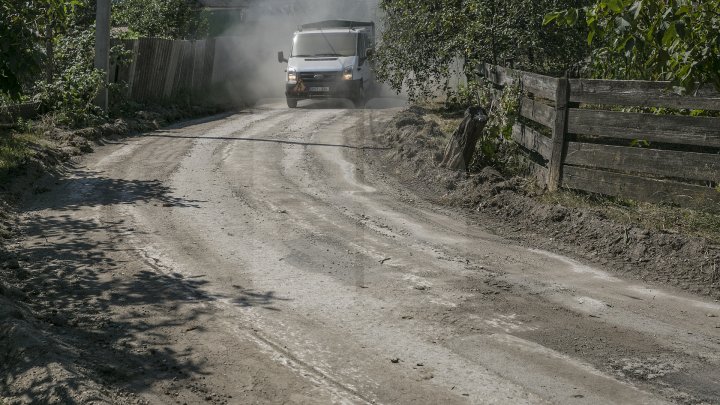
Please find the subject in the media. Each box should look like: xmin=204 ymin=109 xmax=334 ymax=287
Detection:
xmin=286 ymin=80 xmax=363 ymax=100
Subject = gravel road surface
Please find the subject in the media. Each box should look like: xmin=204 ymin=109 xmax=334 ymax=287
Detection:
xmin=19 ymin=100 xmax=720 ymax=404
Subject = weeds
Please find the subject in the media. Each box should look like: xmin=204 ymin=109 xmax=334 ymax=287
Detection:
xmin=0 ymin=132 xmax=52 ymax=185
xmin=540 ymin=189 xmax=720 ymax=244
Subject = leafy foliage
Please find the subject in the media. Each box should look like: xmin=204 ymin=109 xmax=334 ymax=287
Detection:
xmin=113 ymin=0 xmax=208 ymax=40
xmin=470 ymin=80 xmax=524 ymax=170
xmin=544 ymin=0 xmax=720 ymax=91
xmin=0 ymin=0 xmax=81 ymax=100
xmin=374 ymin=0 xmax=590 ymax=101
xmin=35 ymin=28 xmax=105 ymax=127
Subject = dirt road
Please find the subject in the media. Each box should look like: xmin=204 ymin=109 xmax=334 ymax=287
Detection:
xmin=15 ymin=100 xmax=720 ymax=404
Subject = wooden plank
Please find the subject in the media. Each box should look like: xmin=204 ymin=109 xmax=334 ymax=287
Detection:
xmin=480 ymin=63 xmax=558 ymax=100
xmin=512 ymin=123 xmax=552 ymax=160
xmin=164 ymin=41 xmax=182 ymax=98
xmin=528 ymin=158 xmax=549 ymax=187
xmin=569 ymin=79 xmax=720 ymax=110
xmin=565 ymin=142 xmax=720 ymax=182
xmin=174 ymin=41 xmax=193 ymax=99
xmin=155 ymin=39 xmax=174 ymax=100
xmin=191 ymin=40 xmax=208 ymax=93
xmin=520 ymin=97 xmax=555 ymax=129
xmin=133 ymin=38 xmax=155 ymax=101
xmin=568 ymin=109 xmax=720 ymax=148
xmin=203 ymin=38 xmax=216 ymax=91
xmin=126 ymin=40 xmax=139 ymax=99
xmin=547 ymin=74 xmax=570 ymax=191
xmin=562 ymin=165 xmax=720 ymax=211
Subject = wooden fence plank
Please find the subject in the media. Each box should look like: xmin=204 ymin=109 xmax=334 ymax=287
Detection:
xmin=480 ymin=63 xmax=557 ymax=100
xmin=163 ymin=41 xmax=182 ymax=98
xmin=568 ymin=109 xmax=720 ymax=148
xmin=548 ymin=74 xmax=570 ymax=191
xmin=565 ymin=142 xmax=720 ymax=182
xmin=135 ymin=38 xmax=159 ymax=101
xmin=520 ymin=97 xmax=555 ymax=129
xmin=179 ymin=41 xmax=194 ymax=98
xmin=562 ymin=166 xmax=720 ymax=211
xmin=203 ymin=39 xmax=216 ymax=92
xmin=512 ymin=123 xmax=552 ymax=160
xmin=569 ymin=79 xmax=720 ymax=110
xmin=126 ymin=39 xmax=139 ymax=99
xmin=192 ymin=40 xmax=206 ymax=92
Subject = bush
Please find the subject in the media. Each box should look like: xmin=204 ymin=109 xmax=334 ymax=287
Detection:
xmin=113 ymin=0 xmax=208 ymax=40
xmin=35 ymin=29 xmax=105 ymax=128
xmin=374 ymin=0 xmax=590 ymax=102
xmin=545 ymin=0 xmax=720 ymax=91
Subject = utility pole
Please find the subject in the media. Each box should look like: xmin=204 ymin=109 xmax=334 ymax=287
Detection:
xmin=94 ymin=0 xmax=111 ymax=110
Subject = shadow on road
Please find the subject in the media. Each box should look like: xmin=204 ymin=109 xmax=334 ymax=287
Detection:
xmin=1 ymin=168 xmax=290 ymax=402
xmin=29 ymin=168 xmax=205 ymax=211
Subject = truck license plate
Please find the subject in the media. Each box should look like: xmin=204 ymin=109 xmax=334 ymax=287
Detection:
xmin=310 ymin=87 xmax=330 ymax=92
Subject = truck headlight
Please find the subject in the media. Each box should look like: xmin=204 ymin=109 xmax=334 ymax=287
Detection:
xmin=288 ymin=68 xmax=297 ymax=83
xmin=343 ymin=66 xmax=353 ymax=81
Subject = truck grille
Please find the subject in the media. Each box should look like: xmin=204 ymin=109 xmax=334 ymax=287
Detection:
xmin=299 ymin=72 xmax=343 ymax=83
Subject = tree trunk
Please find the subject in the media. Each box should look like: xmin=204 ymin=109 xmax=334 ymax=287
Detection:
xmin=440 ymin=106 xmax=488 ymax=171
xmin=46 ymin=23 xmax=54 ymax=84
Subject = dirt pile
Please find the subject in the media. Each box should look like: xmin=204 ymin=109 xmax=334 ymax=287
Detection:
xmin=374 ymin=107 xmax=720 ymax=299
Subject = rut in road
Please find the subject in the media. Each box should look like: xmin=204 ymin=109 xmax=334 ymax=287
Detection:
xmin=16 ymin=101 xmax=720 ymax=404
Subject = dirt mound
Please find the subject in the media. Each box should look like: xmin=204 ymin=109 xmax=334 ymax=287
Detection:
xmin=374 ymin=108 xmax=720 ymax=299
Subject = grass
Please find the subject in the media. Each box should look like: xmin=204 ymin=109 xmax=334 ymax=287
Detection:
xmin=540 ymin=189 xmax=720 ymax=244
xmin=421 ymin=103 xmax=467 ymax=137
xmin=0 ymin=131 xmax=53 ymax=186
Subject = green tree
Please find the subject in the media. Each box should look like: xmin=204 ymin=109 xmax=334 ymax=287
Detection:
xmin=374 ymin=0 xmax=590 ymax=101
xmin=0 ymin=0 xmax=79 ymax=100
xmin=113 ymin=0 xmax=208 ymax=39
xmin=544 ymin=0 xmax=720 ymax=91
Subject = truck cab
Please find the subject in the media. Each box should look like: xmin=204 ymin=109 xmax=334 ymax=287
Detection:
xmin=278 ymin=20 xmax=375 ymax=108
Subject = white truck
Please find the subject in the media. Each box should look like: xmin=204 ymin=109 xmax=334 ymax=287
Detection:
xmin=278 ymin=20 xmax=375 ymax=108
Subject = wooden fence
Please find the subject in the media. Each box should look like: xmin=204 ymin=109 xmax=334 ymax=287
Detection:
xmin=114 ymin=37 xmax=212 ymax=102
xmin=479 ymin=63 xmax=720 ymax=211
xmin=111 ymin=36 xmax=245 ymax=104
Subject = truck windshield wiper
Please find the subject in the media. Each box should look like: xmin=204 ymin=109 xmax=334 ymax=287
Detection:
xmin=318 ymin=28 xmax=341 ymax=59
xmin=313 ymin=53 xmax=341 ymax=57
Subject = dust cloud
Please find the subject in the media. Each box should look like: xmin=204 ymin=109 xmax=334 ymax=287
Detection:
xmin=210 ymin=0 xmax=402 ymax=106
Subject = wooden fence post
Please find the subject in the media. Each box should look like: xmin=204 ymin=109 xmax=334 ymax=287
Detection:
xmin=547 ymin=72 xmax=570 ymax=191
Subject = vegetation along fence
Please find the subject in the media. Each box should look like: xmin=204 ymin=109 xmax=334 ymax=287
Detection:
xmin=0 ymin=102 xmax=41 ymax=127
xmin=479 ymin=63 xmax=720 ymax=212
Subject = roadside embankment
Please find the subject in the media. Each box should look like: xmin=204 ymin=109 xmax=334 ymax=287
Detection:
xmin=371 ymin=107 xmax=720 ymax=299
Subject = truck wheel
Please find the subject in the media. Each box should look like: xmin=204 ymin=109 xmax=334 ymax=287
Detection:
xmin=352 ymin=85 xmax=366 ymax=109
xmin=353 ymin=98 xmax=366 ymax=109
xmin=287 ymin=98 xmax=298 ymax=108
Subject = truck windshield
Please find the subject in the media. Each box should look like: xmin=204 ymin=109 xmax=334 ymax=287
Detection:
xmin=292 ymin=33 xmax=357 ymax=57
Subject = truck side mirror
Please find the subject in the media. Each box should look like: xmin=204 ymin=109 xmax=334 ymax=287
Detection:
xmin=278 ymin=51 xmax=288 ymax=63
xmin=365 ymin=48 xmax=374 ymax=58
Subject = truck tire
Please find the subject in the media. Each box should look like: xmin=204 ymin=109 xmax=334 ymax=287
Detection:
xmin=287 ymin=98 xmax=298 ymax=108
xmin=352 ymin=82 xmax=366 ymax=109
